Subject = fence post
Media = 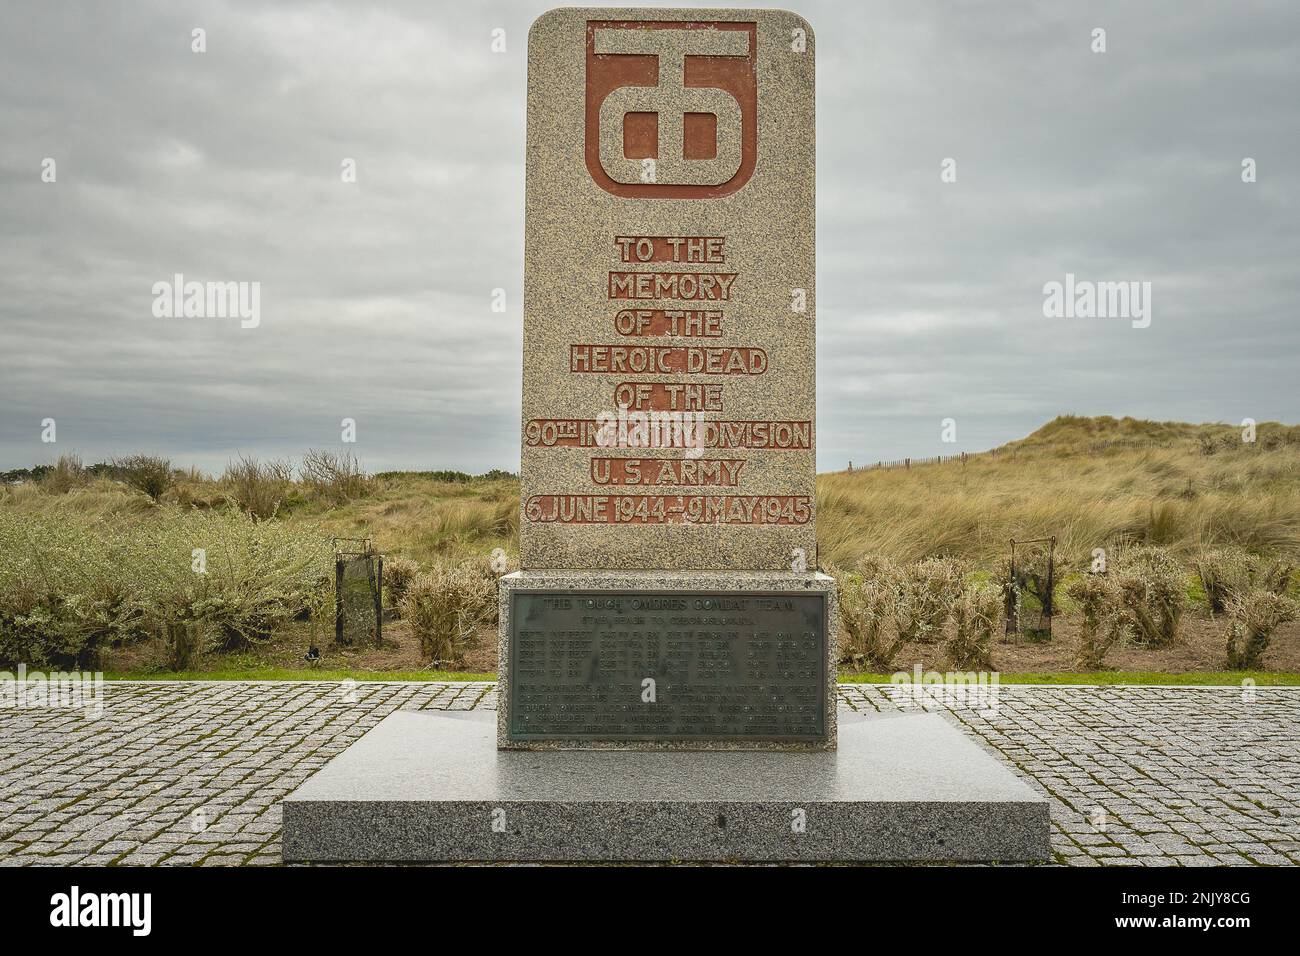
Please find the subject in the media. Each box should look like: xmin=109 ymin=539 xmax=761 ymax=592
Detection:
xmin=374 ymin=554 xmax=384 ymax=647
xmin=333 ymin=556 xmax=344 ymax=644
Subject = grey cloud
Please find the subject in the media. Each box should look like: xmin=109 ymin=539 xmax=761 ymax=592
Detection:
xmin=1 ymin=0 xmax=1296 ymax=475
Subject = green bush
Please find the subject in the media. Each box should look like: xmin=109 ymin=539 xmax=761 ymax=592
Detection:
xmin=0 ymin=507 xmax=332 ymax=668
xmin=0 ymin=507 xmax=151 ymax=667
xmin=135 ymin=510 xmax=332 ymax=653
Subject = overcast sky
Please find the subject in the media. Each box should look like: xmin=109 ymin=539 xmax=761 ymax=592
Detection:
xmin=2 ymin=0 xmax=1297 ymax=474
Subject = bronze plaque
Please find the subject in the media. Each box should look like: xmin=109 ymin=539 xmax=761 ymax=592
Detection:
xmin=508 ymin=590 xmax=827 ymax=741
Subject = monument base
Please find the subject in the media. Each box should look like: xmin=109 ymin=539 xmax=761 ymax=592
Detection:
xmin=281 ymin=710 xmax=1050 ymax=862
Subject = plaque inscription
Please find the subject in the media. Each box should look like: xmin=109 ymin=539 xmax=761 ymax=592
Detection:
xmin=508 ymin=591 xmax=826 ymax=741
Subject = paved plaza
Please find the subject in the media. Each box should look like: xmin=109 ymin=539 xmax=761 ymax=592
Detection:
xmin=1 ymin=681 xmax=1297 ymax=866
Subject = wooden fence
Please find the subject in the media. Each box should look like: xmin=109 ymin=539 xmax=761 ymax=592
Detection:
xmin=844 ymin=447 xmax=1019 ymax=472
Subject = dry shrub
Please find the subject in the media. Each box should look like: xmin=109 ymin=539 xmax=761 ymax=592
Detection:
xmin=1224 ymin=590 xmax=1298 ymax=670
xmin=895 ymin=556 xmax=967 ymax=644
xmin=1196 ymin=546 xmax=1295 ymax=617
xmin=112 ymin=455 xmax=173 ymax=501
xmin=464 ymin=550 xmax=516 ymax=626
xmin=300 ymin=449 xmax=372 ymax=504
xmin=1112 ymin=546 xmax=1186 ymax=647
xmin=831 ymin=557 xmax=904 ymax=670
xmin=1197 ymin=433 xmax=1233 ymax=456
xmin=1194 ymin=547 xmax=1251 ymax=613
xmin=1066 ymin=574 xmax=1132 ymax=669
xmin=223 ymin=455 xmax=294 ymax=519
xmin=168 ymin=479 xmax=223 ymax=511
xmin=945 ymin=580 xmax=1000 ymax=670
xmin=833 ymin=555 xmax=968 ymax=667
xmin=382 ymin=556 xmax=421 ymax=610
xmin=1252 ymin=558 xmax=1296 ymax=597
xmin=40 ymin=455 xmax=88 ymax=494
xmin=401 ymin=562 xmax=495 ymax=665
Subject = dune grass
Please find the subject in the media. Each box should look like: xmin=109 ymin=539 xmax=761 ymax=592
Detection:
xmin=167 ymin=415 xmax=1300 ymax=575
xmin=293 ymin=475 xmax=518 ymax=567
xmin=7 ymin=416 xmax=1296 ymax=577
xmin=5 ymin=416 xmax=1298 ymax=680
xmin=819 ymin=416 xmax=1300 ymax=571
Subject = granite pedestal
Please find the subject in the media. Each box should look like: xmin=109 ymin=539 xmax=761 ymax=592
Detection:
xmin=281 ymin=709 xmax=1050 ymax=862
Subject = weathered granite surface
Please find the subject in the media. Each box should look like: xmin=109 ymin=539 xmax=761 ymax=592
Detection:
xmin=281 ymin=709 xmax=1050 ymax=863
xmin=496 ymin=570 xmax=838 ymax=751
xmin=521 ymin=8 xmax=818 ymax=571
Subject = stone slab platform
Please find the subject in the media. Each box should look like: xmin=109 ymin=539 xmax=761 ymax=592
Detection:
xmin=281 ymin=709 xmax=1049 ymax=862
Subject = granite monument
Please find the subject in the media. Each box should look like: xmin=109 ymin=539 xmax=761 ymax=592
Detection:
xmin=501 ymin=5 xmax=836 ymax=752
xmin=282 ymin=8 xmax=1051 ymax=863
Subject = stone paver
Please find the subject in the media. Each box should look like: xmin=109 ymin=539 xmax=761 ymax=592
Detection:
xmin=0 ymin=681 xmax=1296 ymax=865
xmin=841 ymin=683 xmax=1300 ymax=866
